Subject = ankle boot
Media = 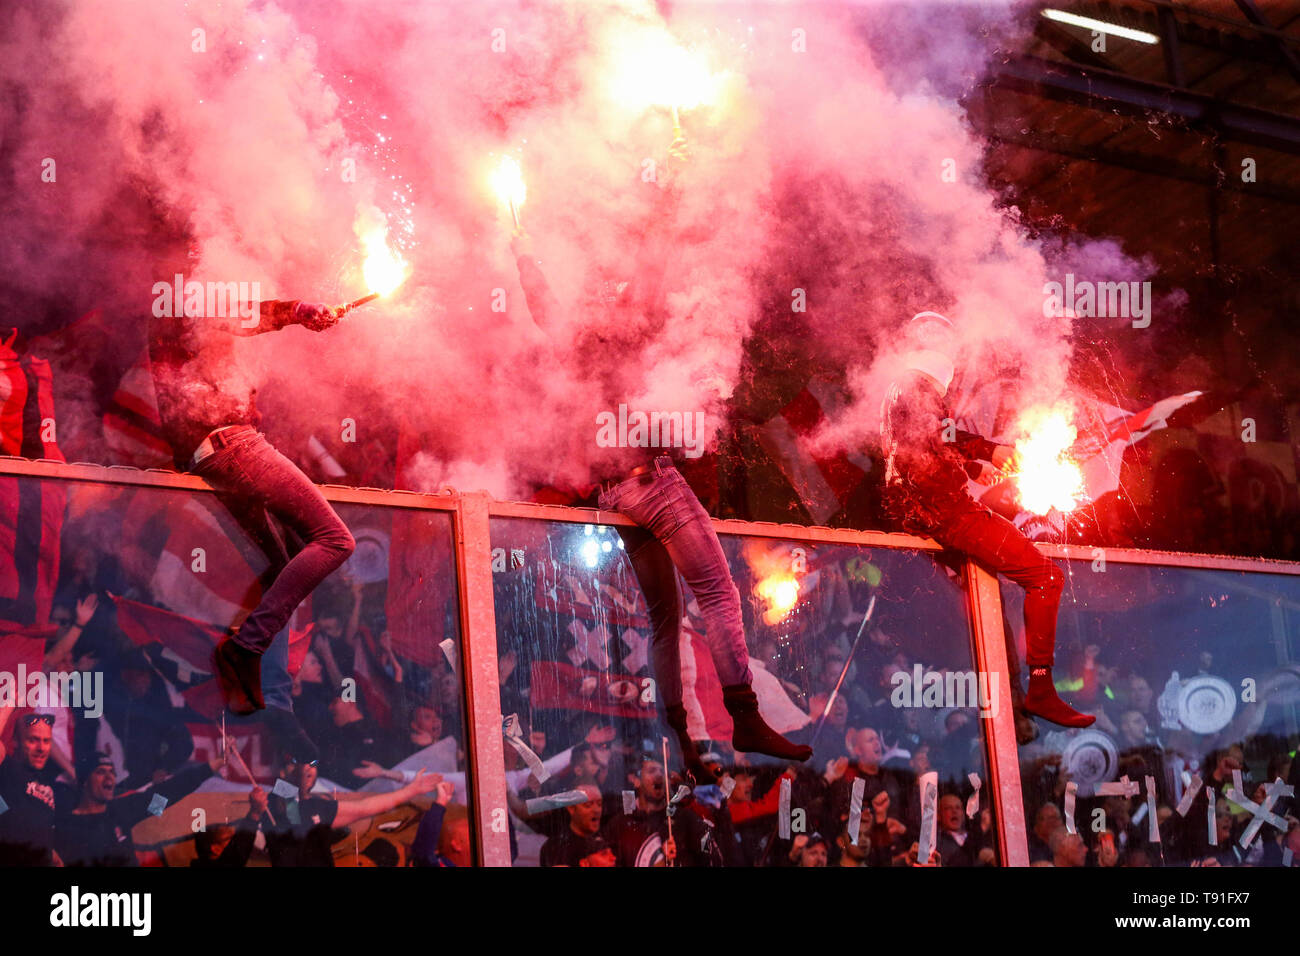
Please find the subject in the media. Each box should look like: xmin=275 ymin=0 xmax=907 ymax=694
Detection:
xmin=666 ymin=704 xmax=717 ymax=784
xmin=722 ymin=684 xmax=813 ymax=763
xmin=1023 ymin=669 xmax=1094 ymax=729
xmin=212 ymin=637 xmax=265 ymax=715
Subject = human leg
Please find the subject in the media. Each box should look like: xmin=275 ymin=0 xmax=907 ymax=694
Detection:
xmin=933 ymin=506 xmax=1092 ymax=728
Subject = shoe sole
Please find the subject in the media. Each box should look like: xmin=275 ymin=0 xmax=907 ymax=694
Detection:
xmin=1021 ymin=705 xmax=1096 ymax=729
xmin=731 ymin=739 xmax=814 ymax=762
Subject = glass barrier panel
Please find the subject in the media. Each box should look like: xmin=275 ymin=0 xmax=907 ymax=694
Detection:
xmin=0 ymin=475 xmax=469 ymax=868
xmin=490 ymin=516 xmax=1000 ymax=867
xmin=1004 ymin=561 xmax=1300 ymax=868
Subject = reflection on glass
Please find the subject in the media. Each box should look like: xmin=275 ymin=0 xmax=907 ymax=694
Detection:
xmin=491 ymin=517 xmax=998 ymax=867
xmin=0 ymin=478 xmax=469 ymax=868
xmin=1008 ymin=562 xmax=1300 ymax=868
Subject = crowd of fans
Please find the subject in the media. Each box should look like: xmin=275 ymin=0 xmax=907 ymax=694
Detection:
xmin=1018 ymin=642 xmax=1300 ymax=868
xmin=7 ymin=494 xmax=1299 ymax=868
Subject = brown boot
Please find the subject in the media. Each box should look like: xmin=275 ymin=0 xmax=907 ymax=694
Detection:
xmin=666 ymin=704 xmax=717 ymax=784
xmin=723 ymin=685 xmax=812 ymax=763
xmin=212 ymin=637 xmax=265 ymax=715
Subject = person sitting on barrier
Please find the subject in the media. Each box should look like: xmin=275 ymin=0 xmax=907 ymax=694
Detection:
xmin=507 ymin=138 xmax=810 ymax=785
xmin=877 ymin=311 xmax=1093 ymax=730
xmin=150 ymin=293 xmax=355 ymax=754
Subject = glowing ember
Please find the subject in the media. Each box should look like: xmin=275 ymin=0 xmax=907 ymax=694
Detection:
xmin=490 ymin=155 xmax=526 ymax=227
xmin=361 ymin=227 xmax=407 ymax=297
xmin=607 ymin=27 xmax=723 ymax=117
xmin=1009 ymin=407 xmax=1085 ymax=516
xmin=756 ymin=574 xmax=800 ymax=625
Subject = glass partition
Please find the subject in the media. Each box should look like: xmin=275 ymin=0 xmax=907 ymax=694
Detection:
xmin=0 ymin=475 xmax=469 ymax=868
xmin=1006 ymin=560 xmax=1300 ymax=868
xmin=490 ymin=516 xmax=999 ymax=867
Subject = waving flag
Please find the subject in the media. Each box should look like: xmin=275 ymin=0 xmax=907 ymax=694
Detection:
xmin=757 ymin=378 xmax=872 ymax=524
xmin=967 ymin=390 xmax=1205 ymax=536
xmin=0 ymin=334 xmax=66 ymax=630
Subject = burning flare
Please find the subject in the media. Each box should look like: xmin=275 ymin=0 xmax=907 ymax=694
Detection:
xmin=607 ymin=26 xmax=724 ymax=119
xmin=361 ymin=228 xmax=407 ymax=297
xmin=1008 ymin=407 xmax=1085 ymax=516
xmin=353 ymin=203 xmax=408 ymax=300
xmin=755 ymin=574 xmax=800 ymax=625
xmin=490 ymin=155 xmax=526 ymax=229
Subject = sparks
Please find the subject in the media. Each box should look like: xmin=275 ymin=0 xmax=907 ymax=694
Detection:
xmin=1009 ymin=406 xmax=1085 ymax=516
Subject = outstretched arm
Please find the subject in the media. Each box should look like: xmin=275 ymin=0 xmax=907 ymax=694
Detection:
xmin=212 ymin=300 xmax=343 ymax=337
xmin=331 ymin=768 xmax=442 ymax=828
xmin=511 ymin=234 xmax=562 ymax=334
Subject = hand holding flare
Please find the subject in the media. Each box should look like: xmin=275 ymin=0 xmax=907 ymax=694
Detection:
xmin=999 ymin=408 xmax=1084 ymax=516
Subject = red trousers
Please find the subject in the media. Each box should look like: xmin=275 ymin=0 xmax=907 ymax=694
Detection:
xmin=931 ymin=504 xmax=1065 ymax=669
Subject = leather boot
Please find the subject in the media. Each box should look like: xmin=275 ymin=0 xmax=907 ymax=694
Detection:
xmin=1023 ymin=669 xmax=1095 ymax=729
xmin=212 ymin=637 xmax=265 ymax=715
xmin=722 ymin=684 xmax=812 ymax=762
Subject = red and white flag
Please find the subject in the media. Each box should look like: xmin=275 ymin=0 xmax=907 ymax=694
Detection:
xmin=757 ymin=378 xmax=872 ymax=524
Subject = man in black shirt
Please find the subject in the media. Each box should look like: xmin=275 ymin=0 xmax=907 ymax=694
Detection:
xmin=317 ymin=696 xmax=402 ymax=788
xmin=150 ymin=298 xmax=355 ymax=724
xmin=53 ymin=750 xmax=224 ymax=867
xmin=0 ymin=712 xmax=68 ymax=865
xmin=264 ymin=758 xmax=443 ymax=866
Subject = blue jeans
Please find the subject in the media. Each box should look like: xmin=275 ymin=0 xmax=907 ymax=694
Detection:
xmin=599 ymin=457 xmax=752 ymax=707
xmin=191 ymin=427 xmax=355 ymax=662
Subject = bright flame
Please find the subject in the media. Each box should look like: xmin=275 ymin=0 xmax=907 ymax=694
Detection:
xmin=360 ymin=228 xmax=407 ymax=297
xmin=607 ymin=27 xmax=724 ymax=113
xmin=490 ymin=155 xmax=526 ymax=212
xmin=756 ymin=574 xmax=800 ymax=625
xmin=1010 ymin=407 xmax=1085 ymax=516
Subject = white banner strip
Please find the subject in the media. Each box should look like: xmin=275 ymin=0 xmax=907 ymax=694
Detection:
xmin=848 ymin=777 xmax=866 ymax=846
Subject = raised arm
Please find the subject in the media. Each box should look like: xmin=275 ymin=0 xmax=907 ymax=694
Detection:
xmin=511 ymin=234 xmax=562 ymax=334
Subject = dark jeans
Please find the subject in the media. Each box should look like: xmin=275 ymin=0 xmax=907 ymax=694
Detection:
xmin=599 ymin=457 xmax=752 ymax=708
xmin=191 ymin=427 xmax=355 ymax=671
xmin=930 ymin=503 xmax=1064 ymax=669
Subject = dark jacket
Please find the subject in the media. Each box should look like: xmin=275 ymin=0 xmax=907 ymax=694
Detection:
xmin=149 ymin=299 xmax=305 ymax=468
xmin=879 ymin=371 xmax=998 ymax=533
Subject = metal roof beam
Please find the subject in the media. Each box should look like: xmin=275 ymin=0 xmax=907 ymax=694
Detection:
xmin=990 ymin=54 xmax=1300 ymax=154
